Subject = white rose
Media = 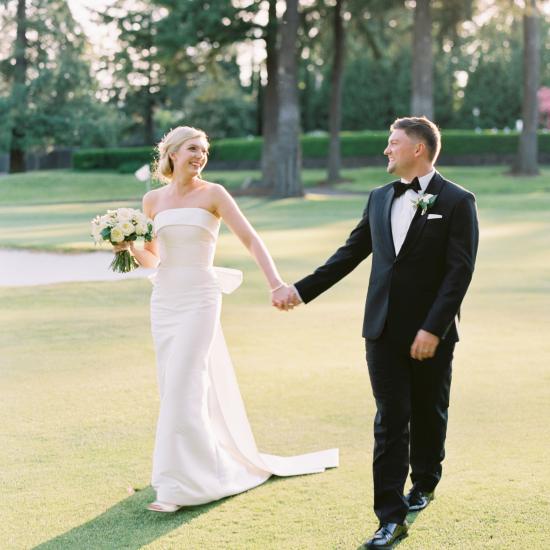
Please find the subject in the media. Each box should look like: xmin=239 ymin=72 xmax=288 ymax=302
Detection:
xmin=120 ymin=221 xmax=135 ymax=236
xmin=116 ymin=207 xmax=134 ymax=220
xmin=130 ymin=209 xmax=143 ymax=222
xmin=135 ymin=222 xmax=147 ymax=236
xmin=91 ymin=222 xmax=101 ymax=243
xmin=100 ymin=214 xmax=113 ymax=228
xmin=110 ymin=226 xmax=125 ymax=243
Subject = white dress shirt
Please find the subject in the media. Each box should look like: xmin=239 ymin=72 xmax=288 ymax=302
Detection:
xmin=391 ymin=169 xmax=435 ymax=255
xmin=292 ymin=169 xmax=436 ymax=303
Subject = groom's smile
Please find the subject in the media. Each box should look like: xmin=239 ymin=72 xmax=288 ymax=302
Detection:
xmin=384 ymin=128 xmax=423 ymax=178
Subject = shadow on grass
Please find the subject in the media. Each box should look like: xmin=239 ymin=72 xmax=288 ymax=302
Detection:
xmin=32 ymin=486 xmax=227 ymax=550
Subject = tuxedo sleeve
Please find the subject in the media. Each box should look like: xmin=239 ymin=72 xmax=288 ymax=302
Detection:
xmin=294 ymin=196 xmax=373 ymax=304
xmin=422 ymin=193 xmax=479 ymax=337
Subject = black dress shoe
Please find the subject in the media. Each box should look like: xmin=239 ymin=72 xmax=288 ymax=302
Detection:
xmin=364 ymin=521 xmax=408 ymax=549
xmin=405 ymin=487 xmax=434 ymax=512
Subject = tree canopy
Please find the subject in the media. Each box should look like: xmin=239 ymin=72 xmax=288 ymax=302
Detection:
xmin=0 ymin=0 xmax=548 ymax=168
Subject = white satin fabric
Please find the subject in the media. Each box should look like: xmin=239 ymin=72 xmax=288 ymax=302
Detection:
xmin=150 ymin=208 xmax=338 ymax=505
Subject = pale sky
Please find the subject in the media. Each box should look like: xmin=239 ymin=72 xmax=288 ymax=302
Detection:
xmin=68 ymin=0 xmax=111 ymax=40
xmin=67 ymin=0 xmax=267 ymax=85
xmin=68 ymin=0 xmax=118 ymax=57
xmin=68 ymin=0 xmax=550 ymax=87
xmin=68 ymin=0 xmax=550 ymax=44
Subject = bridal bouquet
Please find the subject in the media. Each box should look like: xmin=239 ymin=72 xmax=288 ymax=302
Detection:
xmin=90 ymin=207 xmax=153 ymax=273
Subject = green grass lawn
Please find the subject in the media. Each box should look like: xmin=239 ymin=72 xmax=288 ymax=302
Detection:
xmin=1 ymin=168 xmax=550 ymax=549
xmin=0 ymin=167 xmax=348 ymax=206
xmin=1 ymin=165 xmax=550 ymax=252
xmin=1 ymin=165 xmax=549 ymax=206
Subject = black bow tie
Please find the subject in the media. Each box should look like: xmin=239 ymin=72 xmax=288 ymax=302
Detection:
xmin=393 ymin=177 xmax=421 ymax=198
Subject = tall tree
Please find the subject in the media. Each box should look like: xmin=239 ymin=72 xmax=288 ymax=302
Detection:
xmin=275 ymin=0 xmax=302 ymax=198
xmin=327 ymin=0 xmax=345 ymax=184
xmin=9 ymin=0 xmax=28 ymax=172
xmin=153 ymin=0 xmax=281 ymax=184
xmin=0 ymin=0 xmax=115 ymax=170
xmin=411 ymin=0 xmax=433 ymax=118
xmin=100 ymin=1 xmax=165 ymax=145
xmin=260 ymin=0 xmax=279 ymax=189
xmin=516 ymin=0 xmax=540 ymax=175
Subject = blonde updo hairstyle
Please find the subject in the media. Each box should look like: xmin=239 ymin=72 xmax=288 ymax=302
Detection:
xmin=154 ymin=126 xmax=209 ymax=184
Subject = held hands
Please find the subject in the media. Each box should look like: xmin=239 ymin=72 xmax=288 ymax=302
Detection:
xmin=271 ymin=284 xmax=302 ymax=311
xmin=410 ymin=329 xmax=440 ymax=361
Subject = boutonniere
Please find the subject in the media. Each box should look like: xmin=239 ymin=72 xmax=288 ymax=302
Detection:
xmin=411 ymin=193 xmax=438 ymax=216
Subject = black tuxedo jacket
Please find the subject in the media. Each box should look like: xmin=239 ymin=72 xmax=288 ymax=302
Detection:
xmin=294 ymin=172 xmax=479 ymax=343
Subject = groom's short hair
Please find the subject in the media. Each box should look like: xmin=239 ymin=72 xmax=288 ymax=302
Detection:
xmin=391 ymin=117 xmax=441 ymax=161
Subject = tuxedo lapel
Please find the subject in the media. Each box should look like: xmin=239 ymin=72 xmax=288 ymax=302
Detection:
xmin=397 ymin=172 xmax=445 ymax=260
xmin=381 ymin=184 xmax=396 ymax=257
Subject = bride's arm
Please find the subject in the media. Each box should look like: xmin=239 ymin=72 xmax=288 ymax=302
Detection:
xmin=127 ymin=236 xmax=160 ymax=269
xmin=113 ymin=193 xmax=160 ymax=268
xmin=213 ymin=185 xmax=285 ymax=293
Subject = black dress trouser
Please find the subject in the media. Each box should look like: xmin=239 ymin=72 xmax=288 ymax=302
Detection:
xmin=365 ymin=330 xmax=454 ymax=524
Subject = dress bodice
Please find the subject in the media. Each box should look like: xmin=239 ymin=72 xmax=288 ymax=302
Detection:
xmin=149 ymin=208 xmax=338 ymax=507
xmin=152 ymin=208 xmax=242 ymax=294
xmin=154 ymin=208 xmax=220 ymax=269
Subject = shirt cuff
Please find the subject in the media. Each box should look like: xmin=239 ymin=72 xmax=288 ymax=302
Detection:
xmin=292 ymin=285 xmax=303 ymax=303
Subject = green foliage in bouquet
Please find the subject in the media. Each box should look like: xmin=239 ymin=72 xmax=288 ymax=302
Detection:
xmin=91 ymin=208 xmax=153 ymax=273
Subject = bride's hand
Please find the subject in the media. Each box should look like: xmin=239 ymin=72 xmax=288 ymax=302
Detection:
xmin=271 ymin=283 xmax=289 ymax=310
xmin=112 ymin=241 xmax=133 ymax=253
xmin=271 ymin=284 xmax=300 ymax=311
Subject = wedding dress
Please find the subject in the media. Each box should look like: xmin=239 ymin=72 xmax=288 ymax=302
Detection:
xmin=149 ymin=207 xmax=338 ymax=505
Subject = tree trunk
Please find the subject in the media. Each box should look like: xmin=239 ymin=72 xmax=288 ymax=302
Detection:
xmin=274 ymin=0 xmax=302 ymax=198
xmin=327 ymin=0 xmax=345 ymax=184
xmin=254 ymin=67 xmax=263 ymax=136
xmin=411 ymin=0 xmax=433 ymax=119
xmin=144 ymin=90 xmax=155 ymax=145
xmin=261 ymin=0 xmax=279 ymax=189
xmin=516 ymin=0 xmax=540 ymax=175
xmin=9 ymin=0 xmax=28 ymax=173
xmin=143 ymin=14 xmax=155 ymax=145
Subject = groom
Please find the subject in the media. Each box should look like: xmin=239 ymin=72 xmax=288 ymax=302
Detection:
xmin=275 ymin=117 xmax=479 ymax=548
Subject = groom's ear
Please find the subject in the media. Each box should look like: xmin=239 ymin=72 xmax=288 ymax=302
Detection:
xmin=414 ymin=141 xmax=427 ymax=158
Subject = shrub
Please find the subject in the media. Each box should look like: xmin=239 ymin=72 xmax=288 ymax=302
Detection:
xmin=73 ymin=147 xmax=154 ymax=171
xmin=208 ymin=137 xmax=262 ymax=162
xmin=73 ymin=131 xmax=550 ymax=170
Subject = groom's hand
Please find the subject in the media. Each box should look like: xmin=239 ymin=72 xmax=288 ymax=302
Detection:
xmin=410 ymin=329 xmax=440 ymax=361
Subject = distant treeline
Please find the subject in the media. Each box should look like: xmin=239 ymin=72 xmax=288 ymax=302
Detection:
xmin=72 ymin=130 xmax=550 ymax=172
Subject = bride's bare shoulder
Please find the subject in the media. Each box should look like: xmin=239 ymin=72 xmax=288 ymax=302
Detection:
xmin=197 ymin=178 xmax=219 ymax=188
xmin=199 ymin=180 xmax=229 ymax=196
xmin=197 ymin=181 xmax=233 ymax=216
xmin=143 ymin=187 xmax=165 ymax=216
xmin=197 ymin=180 xmax=230 ymax=202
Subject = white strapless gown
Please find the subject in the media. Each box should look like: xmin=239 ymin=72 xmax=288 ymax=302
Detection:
xmin=149 ymin=208 xmax=338 ymax=505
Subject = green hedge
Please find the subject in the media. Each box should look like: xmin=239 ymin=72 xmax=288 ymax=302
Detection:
xmin=205 ymin=132 xmax=390 ymax=161
xmin=72 ymin=147 xmax=155 ymax=171
xmin=439 ymin=130 xmax=550 ymax=155
xmin=73 ymin=131 xmax=550 ymax=171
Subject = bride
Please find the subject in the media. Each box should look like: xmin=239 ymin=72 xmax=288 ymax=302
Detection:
xmin=115 ymin=126 xmax=338 ymax=512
